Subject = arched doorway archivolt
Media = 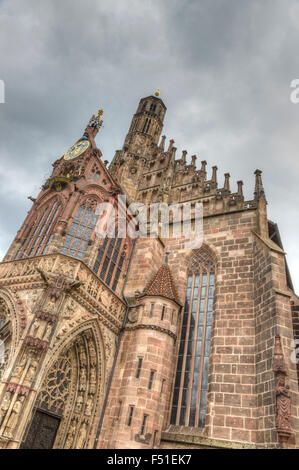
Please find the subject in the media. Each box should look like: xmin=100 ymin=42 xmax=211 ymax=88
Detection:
xmin=21 ymin=323 xmax=105 ymax=449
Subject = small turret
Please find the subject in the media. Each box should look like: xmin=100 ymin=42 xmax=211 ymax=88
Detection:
xmin=254 ymin=169 xmax=268 ymax=238
xmin=212 ymin=166 xmax=218 ymax=184
xmin=159 ymin=135 xmax=166 ymax=151
xmin=224 ymin=173 xmax=230 ymax=192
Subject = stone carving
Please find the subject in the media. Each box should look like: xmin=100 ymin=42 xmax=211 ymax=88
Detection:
xmin=11 ymin=355 xmax=27 ymax=382
xmin=0 ymin=299 xmax=9 ymax=318
xmin=64 ymin=418 xmax=77 ymax=449
xmin=0 ymin=393 xmax=11 ymax=426
xmin=78 ymin=343 xmax=87 ymax=366
xmin=88 ymin=340 xmax=96 ymax=367
xmin=76 ymin=421 xmax=87 ymax=449
xmin=4 ymin=395 xmax=25 ymax=438
xmin=276 ymin=376 xmax=291 ymax=432
xmin=135 ymin=432 xmax=152 ymax=444
xmin=23 ymin=358 xmax=38 ymax=387
xmin=30 ymin=318 xmax=42 ymax=338
xmin=273 ymin=335 xmax=294 ymax=446
xmin=36 ymin=310 xmax=57 ymax=323
xmin=23 ymin=335 xmax=49 ymax=351
xmin=79 ymin=368 xmax=87 ymax=392
xmin=128 ymin=308 xmax=138 ymax=323
xmin=85 ymin=396 xmax=93 ymax=416
xmin=44 ymin=296 xmax=57 ymax=313
xmin=89 ymin=366 xmax=97 ymax=395
xmin=42 ymin=323 xmax=53 ymax=342
xmin=64 ymin=299 xmax=75 ymax=319
xmin=38 ymin=270 xmax=82 ymax=304
xmin=6 ymin=383 xmax=30 ymax=396
xmin=75 ymin=394 xmax=84 ymax=414
xmin=39 ymin=257 xmax=53 ymax=273
xmin=24 ymin=289 xmax=40 ymax=316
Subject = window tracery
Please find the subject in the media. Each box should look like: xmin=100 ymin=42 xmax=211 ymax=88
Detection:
xmin=61 ymin=199 xmax=98 ymax=260
xmin=16 ymin=199 xmax=61 ymax=259
xmin=170 ymin=247 xmax=216 ymax=428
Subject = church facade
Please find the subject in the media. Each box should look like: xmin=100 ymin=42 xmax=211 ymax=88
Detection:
xmin=0 ymin=94 xmax=298 ymax=449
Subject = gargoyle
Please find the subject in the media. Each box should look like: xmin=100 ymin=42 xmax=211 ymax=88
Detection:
xmin=36 ymin=268 xmax=50 ymax=285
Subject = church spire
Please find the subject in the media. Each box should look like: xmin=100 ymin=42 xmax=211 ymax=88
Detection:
xmin=82 ymin=109 xmax=104 ymax=149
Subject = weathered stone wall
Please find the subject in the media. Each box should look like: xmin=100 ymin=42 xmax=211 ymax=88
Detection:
xmin=99 ymin=295 xmax=180 ymax=449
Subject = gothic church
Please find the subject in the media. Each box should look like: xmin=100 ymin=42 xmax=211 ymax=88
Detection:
xmin=0 ymin=93 xmax=298 ymax=449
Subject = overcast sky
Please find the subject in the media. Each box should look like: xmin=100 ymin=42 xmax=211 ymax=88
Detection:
xmin=0 ymin=0 xmax=299 ymax=291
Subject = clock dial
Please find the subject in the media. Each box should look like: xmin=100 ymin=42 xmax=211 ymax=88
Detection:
xmin=63 ymin=140 xmax=90 ymax=161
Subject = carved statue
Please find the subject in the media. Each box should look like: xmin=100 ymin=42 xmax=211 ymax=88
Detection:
xmin=30 ymin=318 xmax=42 ymax=338
xmin=0 ymin=392 xmax=11 ymax=425
xmin=11 ymin=355 xmax=27 ymax=381
xmin=76 ymin=422 xmax=87 ymax=449
xmin=43 ymin=323 xmax=52 ymax=342
xmin=45 ymin=296 xmax=57 ymax=313
xmin=23 ymin=359 xmax=38 ymax=387
xmin=64 ymin=419 xmax=76 ymax=449
xmin=78 ymin=344 xmax=87 ymax=366
xmin=89 ymin=367 xmax=96 ymax=394
xmin=79 ymin=368 xmax=87 ymax=391
xmin=4 ymin=395 xmax=25 ymax=438
xmin=276 ymin=375 xmax=291 ymax=432
xmin=75 ymin=394 xmax=84 ymax=413
xmin=88 ymin=341 xmax=96 ymax=367
xmin=85 ymin=396 xmax=93 ymax=416
xmin=64 ymin=300 xmax=75 ymax=319
xmin=90 ymin=367 xmax=96 ymax=384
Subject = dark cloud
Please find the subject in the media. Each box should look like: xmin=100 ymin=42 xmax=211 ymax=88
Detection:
xmin=0 ymin=0 xmax=299 ymax=290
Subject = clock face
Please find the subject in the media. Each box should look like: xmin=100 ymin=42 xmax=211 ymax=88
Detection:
xmin=63 ymin=140 xmax=90 ymax=161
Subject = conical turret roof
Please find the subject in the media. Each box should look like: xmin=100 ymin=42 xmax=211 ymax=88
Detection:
xmin=140 ymin=262 xmax=181 ymax=306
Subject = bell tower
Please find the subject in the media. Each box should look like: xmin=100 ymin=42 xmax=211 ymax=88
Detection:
xmin=109 ymin=92 xmax=167 ymax=201
xmin=123 ymin=93 xmax=167 ymax=152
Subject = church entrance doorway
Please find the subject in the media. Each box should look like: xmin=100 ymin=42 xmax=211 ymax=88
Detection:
xmin=20 ymin=408 xmax=60 ymax=449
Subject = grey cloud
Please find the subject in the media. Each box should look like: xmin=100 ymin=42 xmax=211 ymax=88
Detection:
xmin=0 ymin=0 xmax=298 ymax=289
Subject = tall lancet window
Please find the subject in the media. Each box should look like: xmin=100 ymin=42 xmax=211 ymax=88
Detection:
xmin=170 ymin=247 xmax=216 ymax=428
xmin=60 ymin=200 xmax=98 ymax=260
xmin=93 ymin=229 xmax=127 ymax=292
xmin=16 ymin=199 xmax=61 ymax=259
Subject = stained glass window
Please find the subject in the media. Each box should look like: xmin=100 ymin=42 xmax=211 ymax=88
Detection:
xmin=170 ymin=248 xmax=215 ymax=428
xmin=37 ymin=352 xmax=72 ymax=417
xmin=61 ymin=203 xmax=97 ymax=260
xmin=16 ymin=200 xmax=60 ymax=259
xmin=93 ymin=233 xmax=126 ymax=292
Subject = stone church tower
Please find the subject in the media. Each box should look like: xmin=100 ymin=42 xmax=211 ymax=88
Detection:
xmin=0 ymin=93 xmax=298 ymax=449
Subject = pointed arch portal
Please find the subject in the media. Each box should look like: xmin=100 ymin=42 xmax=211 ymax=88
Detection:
xmin=21 ymin=327 xmax=103 ymax=449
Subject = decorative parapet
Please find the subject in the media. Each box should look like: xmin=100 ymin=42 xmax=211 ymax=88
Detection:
xmin=0 ymin=254 xmax=126 ymax=333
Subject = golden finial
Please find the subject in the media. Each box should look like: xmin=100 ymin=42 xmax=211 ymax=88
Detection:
xmin=97 ymin=109 xmax=103 ymax=118
xmin=154 ymin=88 xmax=160 ymax=97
